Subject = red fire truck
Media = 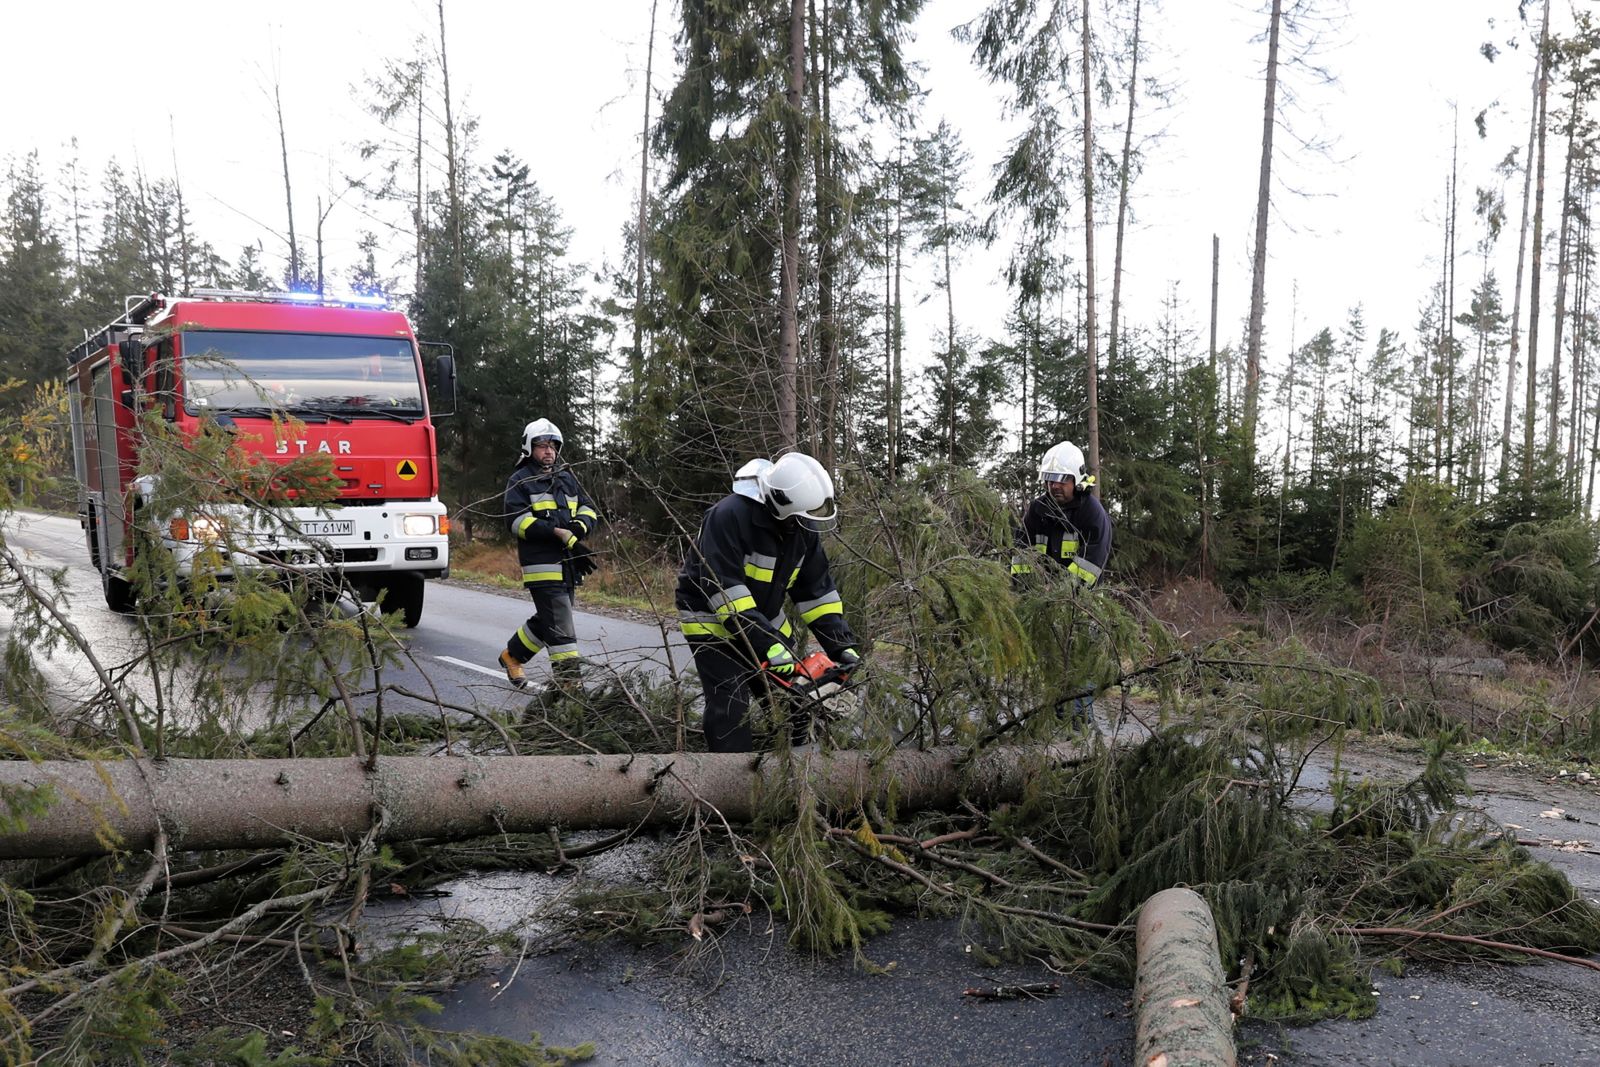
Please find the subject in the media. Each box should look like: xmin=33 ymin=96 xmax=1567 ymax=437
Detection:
xmin=66 ymin=290 xmax=455 ymax=626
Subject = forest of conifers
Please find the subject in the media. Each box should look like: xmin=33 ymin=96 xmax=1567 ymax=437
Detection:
xmin=4 ymin=0 xmax=1600 ymax=662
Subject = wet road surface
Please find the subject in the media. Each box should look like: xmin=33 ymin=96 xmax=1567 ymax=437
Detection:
xmin=430 ymin=919 xmax=1131 ymax=1066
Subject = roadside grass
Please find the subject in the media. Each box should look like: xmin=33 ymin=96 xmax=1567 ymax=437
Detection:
xmin=1145 ymin=577 xmax=1600 ymax=762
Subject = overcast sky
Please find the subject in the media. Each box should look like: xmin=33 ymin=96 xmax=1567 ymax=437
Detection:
xmin=4 ymin=0 xmax=1563 ymax=420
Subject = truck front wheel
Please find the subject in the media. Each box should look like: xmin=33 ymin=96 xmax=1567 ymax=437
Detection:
xmin=103 ymin=569 xmax=136 ymax=614
xmin=387 ymin=573 xmax=425 ymax=629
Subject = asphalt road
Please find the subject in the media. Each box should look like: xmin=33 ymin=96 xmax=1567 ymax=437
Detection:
xmin=1239 ymin=748 xmax=1600 ymax=1066
xmin=430 ymin=917 xmax=1133 ymax=1067
xmin=6 ymin=509 xmax=1600 ymax=1064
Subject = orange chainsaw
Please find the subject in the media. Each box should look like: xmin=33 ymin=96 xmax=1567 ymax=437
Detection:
xmin=761 ymin=651 xmax=859 ymax=746
xmin=761 ymin=650 xmax=854 ymax=693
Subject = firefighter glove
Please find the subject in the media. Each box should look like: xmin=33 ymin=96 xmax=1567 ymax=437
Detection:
xmin=838 ymin=646 xmax=864 ymax=681
xmin=764 ymin=643 xmax=797 ymax=678
xmin=568 ymin=545 xmax=599 ymax=584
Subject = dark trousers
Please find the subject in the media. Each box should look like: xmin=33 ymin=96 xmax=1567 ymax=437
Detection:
xmin=506 ymin=582 xmax=580 ymax=672
xmin=691 ymin=639 xmax=785 ymax=752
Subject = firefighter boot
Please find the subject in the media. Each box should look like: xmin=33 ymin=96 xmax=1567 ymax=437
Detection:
xmin=499 ymin=649 xmax=529 ymax=689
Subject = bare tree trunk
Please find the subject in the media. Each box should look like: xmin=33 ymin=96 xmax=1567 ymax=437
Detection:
xmin=1107 ymin=0 xmax=1143 ymax=377
xmin=0 ymin=747 xmax=1065 ymax=860
xmin=1243 ymin=0 xmax=1283 ymax=490
xmin=776 ymin=0 xmax=806 ymax=452
xmin=315 ymin=195 xmax=325 ymax=297
xmin=1552 ymin=88 xmax=1580 ymax=462
xmin=1081 ymin=0 xmax=1102 ymax=487
xmin=67 ymin=138 xmax=86 ymax=275
xmin=891 ymin=142 xmax=905 ymax=476
xmin=1443 ymin=121 xmax=1459 ymax=483
xmin=1589 ymin=402 xmax=1600 ymax=515
xmin=170 ymin=121 xmax=193 ymax=294
xmin=632 ymin=0 xmax=659 ymax=410
xmin=438 ymin=0 xmax=462 ymax=296
xmin=1504 ymin=18 xmax=1543 ymax=470
xmin=415 ymin=85 xmax=425 ymax=297
xmin=1434 ymin=165 xmax=1451 ymax=479
xmin=1573 ymin=165 xmax=1592 ymax=497
xmin=1209 ymin=234 xmax=1220 ymax=371
xmin=944 ymin=190 xmax=958 ymax=462
xmin=1021 ymin=291 xmax=1031 ymax=460
xmin=1589 ymin=310 xmax=1600 ymax=513
xmin=1471 ymin=251 xmax=1490 ymax=499
xmin=1277 ymin=295 xmax=1297 ymax=570
xmin=1523 ymin=0 xmax=1552 ymax=483
xmin=1203 ymin=233 xmax=1219 ymax=578
xmin=811 ymin=0 xmax=839 ymax=468
xmin=274 ymin=79 xmax=300 ymax=289
xmin=885 ymin=192 xmax=894 ymax=471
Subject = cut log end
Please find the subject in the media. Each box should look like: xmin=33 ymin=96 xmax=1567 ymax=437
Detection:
xmin=1133 ymin=887 xmax=1236 ymax=1067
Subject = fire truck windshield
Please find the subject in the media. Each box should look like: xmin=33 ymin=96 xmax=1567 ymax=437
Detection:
xmin=180 ymin=332 xmax=424 ymax=417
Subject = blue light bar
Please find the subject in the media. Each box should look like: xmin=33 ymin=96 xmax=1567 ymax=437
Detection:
xmin=185 ymin=288 xmax=392 ymax=311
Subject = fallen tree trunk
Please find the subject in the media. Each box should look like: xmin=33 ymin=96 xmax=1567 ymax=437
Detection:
xmin=0 ymin=746 xmax=1069 ymax=859
xmin=1133 ymin=887 xmax=1236 ymax=1067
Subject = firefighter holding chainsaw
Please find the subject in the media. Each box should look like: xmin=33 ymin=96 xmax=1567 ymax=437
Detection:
xmin=676 ymin=452 xmax=862 ymax=752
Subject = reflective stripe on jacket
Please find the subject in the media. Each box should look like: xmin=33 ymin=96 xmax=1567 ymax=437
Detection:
xmin=674 ymin=494 xmax=857 ymax=658
xmin=1011 ymin=491 xmax=1112 ymax=586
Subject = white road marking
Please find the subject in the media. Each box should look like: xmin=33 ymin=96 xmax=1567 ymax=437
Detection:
xmin=436 ymin=655 xmax=508 ymax=679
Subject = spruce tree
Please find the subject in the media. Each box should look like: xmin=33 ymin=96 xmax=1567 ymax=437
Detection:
xmin=0 ymin=153 xmax=75 ymax=401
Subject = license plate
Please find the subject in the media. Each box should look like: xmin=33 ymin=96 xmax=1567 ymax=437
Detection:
xmin=298 ymin=520 xmax=353 ymax=537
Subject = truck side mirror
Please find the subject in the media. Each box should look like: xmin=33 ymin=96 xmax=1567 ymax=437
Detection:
xmin=118 ymin=338 xmax=145 ymax=379
xmin=420 ymin=342 xmax=457 ymax=418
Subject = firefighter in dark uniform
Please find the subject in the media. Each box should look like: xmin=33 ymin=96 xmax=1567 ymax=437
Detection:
xmin=498 ymin=419 xmax=601 ymax=688
xmin=1012 ymin=440 xmax=1112 ymax=587
xmin=676 ymin=452 xmax=862 ymax=752
xmin=1012 ymin=440 xmax=1112 ymax=724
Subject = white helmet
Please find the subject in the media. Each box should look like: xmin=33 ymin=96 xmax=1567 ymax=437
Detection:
xmin=732 ymin=458 xmax=772 ymax=500
xmin=1039 ymin=440 xmax=1086 ymax=485
xmin=520 ymin=418 xmax=564 ymax=460
xmin=757 ymin=452 xmax=837 ymax=530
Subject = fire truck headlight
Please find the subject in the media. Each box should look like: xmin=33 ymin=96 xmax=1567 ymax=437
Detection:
xmin=190 ymin=516 xmax=228 ymax=543
xmin=401 ymin=514 xmax=436 ymax=537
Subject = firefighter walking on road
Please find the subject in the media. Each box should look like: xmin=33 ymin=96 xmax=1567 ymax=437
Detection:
xmin=1012 ymin=440 xmax=1113 ymax=722
xmin=498 ymin=419 xmax=601 ymax=688
xmin=676 ymin=452 xmax=862 ymax=752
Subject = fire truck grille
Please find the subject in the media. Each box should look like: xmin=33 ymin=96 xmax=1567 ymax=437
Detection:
xmin=259 ymin=547 xmax=381 ymax=567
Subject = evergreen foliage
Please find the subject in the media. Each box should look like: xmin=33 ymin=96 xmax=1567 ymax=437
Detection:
xmin=1340 ymin=478 xmax=1471 ymax=641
